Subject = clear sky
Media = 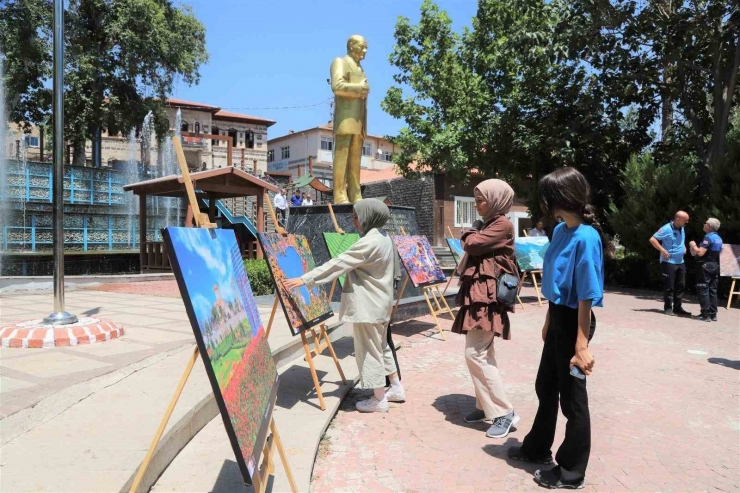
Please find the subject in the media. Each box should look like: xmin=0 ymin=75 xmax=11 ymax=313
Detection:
xmin=171 ymin=0 xmax=477 ymax=140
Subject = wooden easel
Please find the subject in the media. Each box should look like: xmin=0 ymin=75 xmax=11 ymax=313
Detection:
xmin=727 ymin=277 xmax=740 ymax=309
xmin=129 ymin=137 xmax=297 ymax=493
xmin=443 ymin=226 xmax=459 ymax=295
xmin=390 ymin=227 xmax=455 ymax=340
xmin=520 ymin=270 xmax=544 ymax=306
xmin=262 ymin=196 xmax=348 ymax=412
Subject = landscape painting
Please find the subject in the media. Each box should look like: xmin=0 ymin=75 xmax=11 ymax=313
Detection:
xmin=392 ymin=235 xmax=447 ymax=288
xmin=258 ymin=233 xmax=333 ymax=334
xmin=446 ymin=238 xmax=464 ymax=265
xmin=323 ymin=232 xmax=360 ymax=287
xmin=163 ymin=227 xmax=278 ymax=485
xmin=720 ymin=244 xmax=740 ymax=277
xmin=515 ymin=237 xmax=550 ymax=271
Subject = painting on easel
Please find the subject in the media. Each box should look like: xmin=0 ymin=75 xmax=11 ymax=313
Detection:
xmin=720 ymin=245 xmax=740 ymax=277
xmin=163 ymin=227 xmax=278 ymax=484
xmin=323 ymin=232 xmax=360 ymax=287
xmin=514 ymin=236 xmax=550 ymax=272
xmin=446 ymin=238 xmax=464 ymax=265
xmin=392 ymin=235 xmax=447 ymax=288
xmin=258 ymin=232 xmax=334 ymax=334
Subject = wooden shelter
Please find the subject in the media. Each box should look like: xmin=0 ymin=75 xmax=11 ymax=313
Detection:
xmin=123 ymin=167 xmax=278 ymax=271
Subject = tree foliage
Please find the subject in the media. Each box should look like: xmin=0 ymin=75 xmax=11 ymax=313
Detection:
xmin=1 ymin=0 xmax=208 ymax=163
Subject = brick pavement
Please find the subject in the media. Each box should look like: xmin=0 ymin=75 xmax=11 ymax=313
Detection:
xmin=311 ymin=289 xmax=740 ymax=492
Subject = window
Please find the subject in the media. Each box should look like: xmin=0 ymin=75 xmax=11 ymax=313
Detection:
xmin=454 ymin=196 xmax=481 ymax=227
xmin=211 ymin=126 xmax=220 ymax=146
xmin=181 ymin=122 xmax=189 ymax=133
xmin=194 ymin=122 xmax=200 ymax=134
xmin=321 ymin=137 xmax=333 ymax=151
xmin=24 ymin=135 xmax=40 ymax=148
xmin=228 ymin=129 xmax=238 ymax=147
xmin=267 ymin=149 xmax=275 ymax=162
xmin=245 ymin=131 xmax=255 ymax=149
xmin=361 ymin=141 xmax=372 ymax=156
xmin=380 ymin=150 xmax=393 ymax=161
xmin=281 ymin=146 xmax=290 ymax=159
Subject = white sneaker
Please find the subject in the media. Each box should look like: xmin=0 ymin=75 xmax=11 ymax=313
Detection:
xmin=385 ymin=386 xmax=406 ymax=403
xmin=355 ymin=395 xmax=389 ymax=413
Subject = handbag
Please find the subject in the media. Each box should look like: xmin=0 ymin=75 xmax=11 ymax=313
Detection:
xmin=494 ymin=256 xmax=520 ymax=308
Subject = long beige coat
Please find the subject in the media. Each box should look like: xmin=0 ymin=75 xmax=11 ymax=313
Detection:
xmin=301 ymin=228 xmax=394 ymax=323
xmin=330 ymin=55 xmax=368 ymax=137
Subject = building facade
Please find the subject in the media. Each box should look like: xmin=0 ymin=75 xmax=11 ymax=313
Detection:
xmin=3 ymin=98 xmax=276 ymax=173
xmin=266 ymin=122 xmax=398 ymax=188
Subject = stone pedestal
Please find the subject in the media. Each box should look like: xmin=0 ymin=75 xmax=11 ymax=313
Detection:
xmin=286 ymin=204 xmax=430 ymax=302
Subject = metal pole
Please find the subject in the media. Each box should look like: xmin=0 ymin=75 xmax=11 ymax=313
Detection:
xmin=44 ymin=0 xmax=77 ymax=325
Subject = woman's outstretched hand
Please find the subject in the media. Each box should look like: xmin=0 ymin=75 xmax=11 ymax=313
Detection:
xmin=283 ymin=278 xmax=305 ymax=290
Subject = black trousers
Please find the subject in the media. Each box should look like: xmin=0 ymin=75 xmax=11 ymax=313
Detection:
xmin=696 ymin=262 xmax=719 ymax=317
xmin=661 ymin=262 xmax=686 ymax=311
xmin=521 ymin=303 xmax=595 ymax=480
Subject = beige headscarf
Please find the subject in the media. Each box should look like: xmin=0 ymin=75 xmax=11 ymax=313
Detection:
xmin=456 ymin=179 xmax=515 ymax=275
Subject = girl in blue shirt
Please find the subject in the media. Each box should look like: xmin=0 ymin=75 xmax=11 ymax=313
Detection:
xmin=508 ymin=167 xmax=611 ymax=489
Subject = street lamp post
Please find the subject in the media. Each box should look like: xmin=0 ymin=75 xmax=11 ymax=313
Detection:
xmin=44 ymin=0 xmax=77 ymax=325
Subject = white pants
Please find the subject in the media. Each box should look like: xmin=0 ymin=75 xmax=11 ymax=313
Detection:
xmin=464 ymin=329 xmax=513 ymax=419
xmin=353 ymin=322 xmax=397 ymax=389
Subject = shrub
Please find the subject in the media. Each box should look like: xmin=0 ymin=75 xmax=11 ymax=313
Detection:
xmin=243 ymin=259 xmax=274 ymax=296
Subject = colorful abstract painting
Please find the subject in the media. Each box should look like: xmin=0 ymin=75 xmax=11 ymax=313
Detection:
xmin=446 ymin=238 xmax=464 ymax=265
xmin=323 ymin=232 xmax=360 ymax=288
xmin=163 ymin=227 xmax=278 ymax=485
xmin=392 ymin=235 xmax=447 ymax=288
xmin=258 ymin=233 xmax=333 ymax=334
xmin=515 ymin=237 xmax=550 ymax=271
xmin=720 ymin=244 xmax=740 ymax=277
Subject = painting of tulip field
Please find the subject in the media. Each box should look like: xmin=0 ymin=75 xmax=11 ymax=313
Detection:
xmin=163 ymin=227 xmax=278 ymax=484
xmin=323 ymin=232 xmax=360 ymax=288
xmin=258 ymin=233 xmax=333 ymax=334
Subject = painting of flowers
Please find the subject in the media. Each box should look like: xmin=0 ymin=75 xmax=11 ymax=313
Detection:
xmin=323 ymin=232 xmax=360 ymax=287
xmin=392 ymin=235 xmax=447 ymax=288
xmin=163 ymin=227 xmax=278 ymax=484
xmin=258 ymin=233 xmax=333 ymax=334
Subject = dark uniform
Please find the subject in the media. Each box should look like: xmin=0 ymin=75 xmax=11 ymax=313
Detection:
xmin=696 ymin=231 xmax=723 ymax=319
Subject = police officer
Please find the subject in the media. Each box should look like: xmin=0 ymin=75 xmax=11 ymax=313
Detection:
xmin=689 ymin=218 xmax=723 ymax=322
xmin=649 ymin=211 xmax=692 ymax=316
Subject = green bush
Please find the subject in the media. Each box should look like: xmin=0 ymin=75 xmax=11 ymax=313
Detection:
xmin=243 ymin=259 xmax=274 ymax=296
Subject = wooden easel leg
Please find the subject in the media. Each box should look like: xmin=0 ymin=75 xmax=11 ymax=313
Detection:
xmin=390 ymin=277 xmax=409 ymax=321
xmin=728 ymin=278 xmax=737 ymax=310
xmin=301 ymin=332 xmax=326 ymax=411
xmin=320 ymin=324 xmax=347 ymax=384
xmin=270 ymin=420 xmax=298 ymax=493
xmin=423 ymin=288 xmax=446 ymax=341
xmin=129 ymin=345 xmax=200 ymax=493
xmin=443 ymin=273 xmax=455 ymax=295
xmin=429 ymin=287 xmax=444 ymax=313
xmin=435 ymin=284 xmax=455 ymax=318
xmin=517 ymin=271 xmax=527 ymax=310
xmin=265 ymin=296 xmax=279 ymax=338
xmin=532 ymin=271 xmax=543 ymax=307
xmin=328 ymin=278 xmax=337 ymax=301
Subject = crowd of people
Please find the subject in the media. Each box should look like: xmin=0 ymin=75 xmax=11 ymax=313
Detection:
xmin=282 ymin=167 xmax=607 ymax=489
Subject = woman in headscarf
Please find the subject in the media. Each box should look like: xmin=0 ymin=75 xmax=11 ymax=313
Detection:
xmin=453 ymin=179 xmax=521 ymax=438
xmin=284 ymin=198 xmax=404 ymax=413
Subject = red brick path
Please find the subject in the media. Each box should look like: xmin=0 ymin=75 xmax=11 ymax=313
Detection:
xmin=311 ymin=290 xmax=740 ymax=492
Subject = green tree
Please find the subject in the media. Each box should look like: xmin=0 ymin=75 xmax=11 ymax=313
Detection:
xmin=1 ymin=0 xmax=208 ymax=164
xmin=0 ymin=0 xmax=52 ymax=128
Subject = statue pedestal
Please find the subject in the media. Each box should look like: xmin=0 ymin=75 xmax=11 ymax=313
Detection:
xmin=285 ymin=205 xmax=457 ymax=319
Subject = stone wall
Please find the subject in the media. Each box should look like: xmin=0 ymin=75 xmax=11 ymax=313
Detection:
xmin=360 ymin=175 xmax=435 ymax=239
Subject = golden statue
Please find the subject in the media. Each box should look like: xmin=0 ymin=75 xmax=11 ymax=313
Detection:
xmin=330 ymin=35 xmax=369 ymax=204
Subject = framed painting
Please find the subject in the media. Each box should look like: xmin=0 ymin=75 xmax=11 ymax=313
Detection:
xmin=720 ymin=244 xmax=740 ymax=277
xmin=515 ymin=236 xmax=550 ymax=272
xmin=163 ymin=227 xmax=278 ymax=485
xmin=257 ymin=232 xmax=333 ymax=334
xmin=446 ymin=237 xmax=464 ymax=265
xmin=322 ymin=232 xmax=361 ymax=288
xmin=391 ymin=235 xmax=447 ymax=288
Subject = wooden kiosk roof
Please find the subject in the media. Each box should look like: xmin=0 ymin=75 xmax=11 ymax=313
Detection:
xmin=123 ymin=167 xmax=278 ymax=198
